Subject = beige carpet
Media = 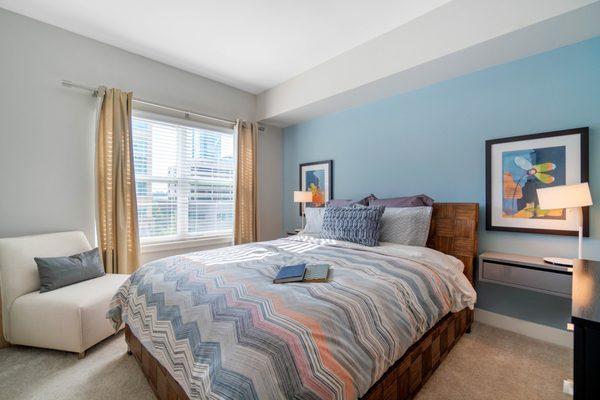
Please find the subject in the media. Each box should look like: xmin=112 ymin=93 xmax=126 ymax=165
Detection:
xmin=415 ymin=323 xmax=572 ymax=400
xmin=0 ymin=331 xmax=153 ymax=400
xmin=0 ymin=322 xmax=571 ymax=400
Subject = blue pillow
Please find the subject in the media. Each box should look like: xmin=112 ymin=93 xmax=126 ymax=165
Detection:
xmin=35 ymin=248 xmax=105 ymax=293
xmin=321 ymin=205 xmax=385 ymax=246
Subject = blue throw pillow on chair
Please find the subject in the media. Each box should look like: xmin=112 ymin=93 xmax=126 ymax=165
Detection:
xmin=35 ymin=248 xmax=105 ymax=292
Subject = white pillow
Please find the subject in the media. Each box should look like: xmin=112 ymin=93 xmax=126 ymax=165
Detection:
xmin=379 ymin=206 xmax=432 ymax=246
xmin=304 ymin=207 xmax=325 ymax=234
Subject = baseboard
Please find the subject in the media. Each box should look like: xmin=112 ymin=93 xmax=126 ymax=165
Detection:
xmin=474 ymin=309 xmax=573 ymax=349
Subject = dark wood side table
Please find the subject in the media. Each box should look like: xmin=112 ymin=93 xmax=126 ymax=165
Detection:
xmin=572 ymin=259 xmax=600 ymax=399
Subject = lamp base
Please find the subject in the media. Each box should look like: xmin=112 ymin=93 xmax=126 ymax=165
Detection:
xmin=543 ymin=257 xmax=574 ymax=267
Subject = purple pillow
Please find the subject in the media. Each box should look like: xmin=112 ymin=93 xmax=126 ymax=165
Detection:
xmin=327 ymin=194 xmax=377 ymax=207
xmin=369 ymin=194 xmax=434 ymax=207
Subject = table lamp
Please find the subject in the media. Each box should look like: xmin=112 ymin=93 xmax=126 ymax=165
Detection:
xmin=537 ymin=183 xmax=593 ymax=266
xmin=293 ymin=191 xmax=313 ymax=230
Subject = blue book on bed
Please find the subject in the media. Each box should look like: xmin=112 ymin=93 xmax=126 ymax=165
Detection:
xmin=273 ymin=263 xmax=306 ymax=284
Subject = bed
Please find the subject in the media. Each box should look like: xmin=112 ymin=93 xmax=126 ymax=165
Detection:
xmin=109 ymin=203 xmax=478 ymax=400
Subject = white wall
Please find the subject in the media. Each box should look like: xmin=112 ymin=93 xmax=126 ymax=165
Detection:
xmin=0 ymin=9 xmax=282 ymax=254
xmin=257 ymin=125 xmax=283 ymax=241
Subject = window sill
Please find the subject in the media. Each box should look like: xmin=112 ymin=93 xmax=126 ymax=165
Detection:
xmin=141 ymin=236 xmax=233 ymax=254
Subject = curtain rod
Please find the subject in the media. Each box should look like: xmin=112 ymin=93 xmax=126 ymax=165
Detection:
xmin=61 ymin=79 xmax=237 ymax=127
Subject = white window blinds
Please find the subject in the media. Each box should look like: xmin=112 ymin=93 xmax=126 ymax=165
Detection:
xmin=132 ymin=114 xmax=235 ymax=243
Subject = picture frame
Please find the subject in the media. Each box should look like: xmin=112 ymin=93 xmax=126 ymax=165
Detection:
xmin=486 ymin=127 xmax=589 ymax=236
xmin=299 ymin=160 xmax=333 ymax=216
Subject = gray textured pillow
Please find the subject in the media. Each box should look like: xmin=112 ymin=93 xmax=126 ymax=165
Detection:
xmin=321 ymin=205 xmax=385 ymax=246
xmin=35 ymin=248 xmax=105 ymax=293
xmin=379 ymin=206 xmax=433 ymax=246
xmin=304 ymin=207 xmax=325 ymax=234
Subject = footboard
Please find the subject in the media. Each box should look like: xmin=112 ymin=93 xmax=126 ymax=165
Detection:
xmin=360 ymin=308 xmax=472 ymax=400
xmin=125 ymin=326 xmax=189 ymax=400
xmin=125 ymin=307 xmax=472 ymax=400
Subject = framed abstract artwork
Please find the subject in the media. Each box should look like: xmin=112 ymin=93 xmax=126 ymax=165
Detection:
xmin=486 ymin=127 xmax=589 ymax=236
xmin=299 ymin=160 xmax=333 ymax=216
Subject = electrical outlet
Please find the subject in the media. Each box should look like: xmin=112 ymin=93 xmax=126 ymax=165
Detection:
xmin=563 ymin=379 xmax=574 ymax=396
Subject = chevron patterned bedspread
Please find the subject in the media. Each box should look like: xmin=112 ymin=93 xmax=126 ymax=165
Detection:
xmin=108 ymin=236 xmax=476 ymax=400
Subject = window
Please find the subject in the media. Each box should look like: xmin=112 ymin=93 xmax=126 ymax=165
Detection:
xmin=132 ymin=113 xmax=235 ymax=244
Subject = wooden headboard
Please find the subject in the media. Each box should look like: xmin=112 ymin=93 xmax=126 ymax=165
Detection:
xmin=426 ymin=203 xmax=479 ymax=284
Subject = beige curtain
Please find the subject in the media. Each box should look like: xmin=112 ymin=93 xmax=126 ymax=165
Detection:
xmin=96 ymin=88 xmax=141 ymax=274
xmin=234 ymin=120 xmax=258 ymax=244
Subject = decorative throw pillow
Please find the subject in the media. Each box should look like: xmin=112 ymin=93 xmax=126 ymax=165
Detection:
xmin=327 ymin=194 xmax=377 ymax=207
xmin=304 ymin=207 xmax=325 ymax=234
xmin=370 ymin=194 xmax=434 ymax=207
xmin=321 ymin=205 xmax=385 ymax=246
xmin=379 ymin=206 xmax=433 ymax=246
xmin=35 ymin=248 xmax=105 ymax=293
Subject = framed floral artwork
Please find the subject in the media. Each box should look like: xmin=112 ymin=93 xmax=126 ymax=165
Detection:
xmin=299 ymin=160 xmax=333 ymax=216
xmin=486 ymin=128 xmax=589 ymax=236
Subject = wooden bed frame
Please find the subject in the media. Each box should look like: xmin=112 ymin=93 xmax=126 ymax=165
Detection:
xmin=125 ymin=202 xmax=479 ymax=400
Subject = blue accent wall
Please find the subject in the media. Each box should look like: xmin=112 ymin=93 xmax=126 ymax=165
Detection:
xmin=283 ymin=36 xmax=600 ymax=330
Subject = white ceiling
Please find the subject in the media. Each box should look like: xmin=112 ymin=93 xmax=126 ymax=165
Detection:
xmin=256 ymin=0 xmax=600 ymax=126
xmin=0 ymin=0 xmax=451 ymax=94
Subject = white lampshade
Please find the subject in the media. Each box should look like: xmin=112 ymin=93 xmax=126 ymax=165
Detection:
xmin=537 ymin=183 xmax=593 ymax=210
xmin=293 ymin=191 xmax=312 ymax=203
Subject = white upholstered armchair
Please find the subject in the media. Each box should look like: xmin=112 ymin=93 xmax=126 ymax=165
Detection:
xmin=0 ymin=231 xmax=129 ymax=358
